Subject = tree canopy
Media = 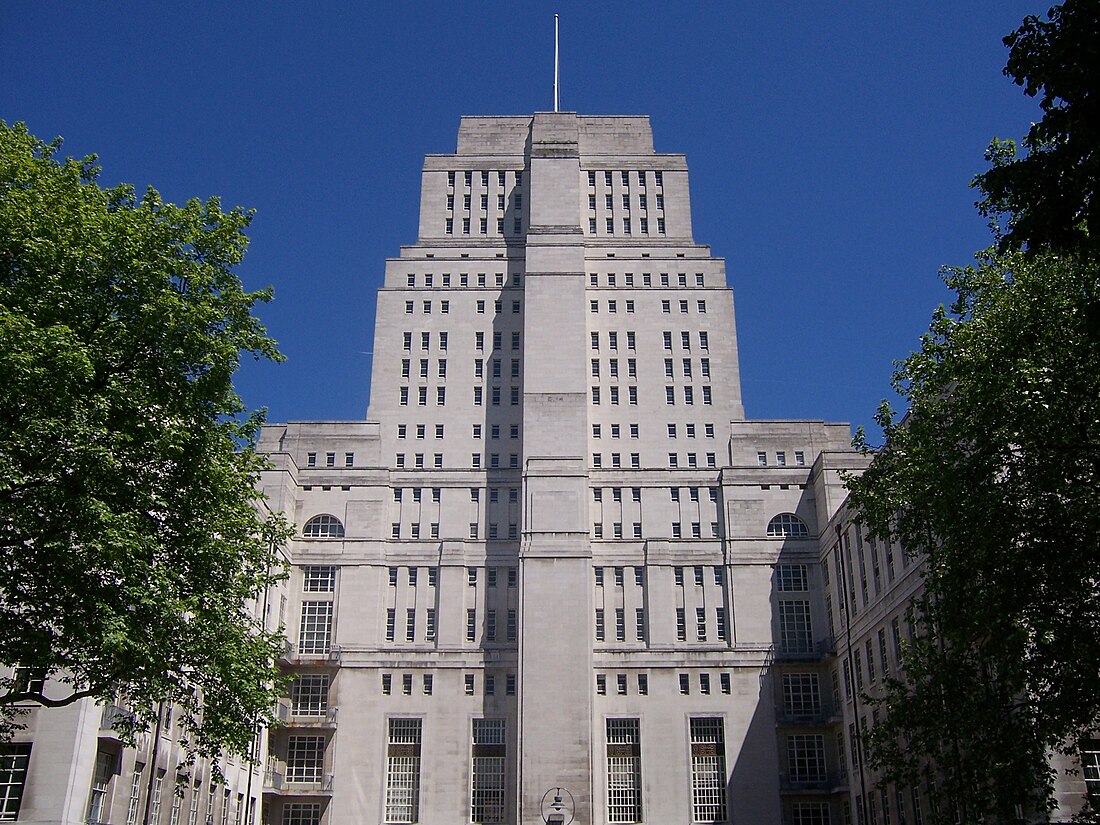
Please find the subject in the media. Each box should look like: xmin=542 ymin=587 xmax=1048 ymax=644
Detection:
xmin=0 ymin=121 xmax=289 ymax=762
xmin=973 ymin=0 xmax=1100 ymax=255
xmin=849 ymin=2 xmax=1100 ymax=821
xmin=849 ymin=248 xmax=1100 ymax=823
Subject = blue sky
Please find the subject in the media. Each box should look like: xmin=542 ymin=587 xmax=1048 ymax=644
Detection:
xmin=2 ymin=2 xmax=1042 ymax=437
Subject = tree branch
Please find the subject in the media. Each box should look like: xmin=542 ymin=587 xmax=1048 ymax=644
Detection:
xmin=0 ymin=687 xmax=97 ymax=708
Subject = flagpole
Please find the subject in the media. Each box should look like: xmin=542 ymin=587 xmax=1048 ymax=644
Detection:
xmin=554 ymin=14 xmax=559 ymax=112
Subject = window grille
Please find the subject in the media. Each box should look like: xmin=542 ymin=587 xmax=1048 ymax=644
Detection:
xmin=298 ymin=602 xmax=333 ymax=655
xmin=606 ymin=719 xmax=643 ymax=823
xmin=471 ymin=720 xmax=507 ymax=823
xmin=385 ymin=719 xmax=422 ymax=823
xmin=689 ymin=718 xmax=727 ymax=823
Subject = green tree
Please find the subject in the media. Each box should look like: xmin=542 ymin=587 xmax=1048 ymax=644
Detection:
xmin=974 ymin=0 xmax=1100 ymax=254
xmin=850 ymin=248 xmax=1100 ymax=823
xmin=849 ymin=3 xmax=1100 ymax=819
xmin=0 ymin=121 xmax=289 ymax=763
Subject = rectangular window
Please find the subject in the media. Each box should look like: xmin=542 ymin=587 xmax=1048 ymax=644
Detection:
xmin=0 ymin=743 xmax=31 ymax=822
xmin=302 ymin=566 xmax=336 ymax=592
xmin=778 ymin=600 xmax=813 ymax=653
xmin=286 ymin=735 xmax=325 ymax=783
xmin=782 ymin=673 xmax=821 ymax=720
xmin=471 ymin=720 xmax=507 ymax=824
xmin=298 ymin=602 xmax=333 ymax=654
xmin=466 ymin=609 xmax=477 ymax=642
xmin=606 ymin=719 xmax=643 ymax=823
xmin=690 ymin=718 xmax=727 ymax=823
xmin=777 ymin=564 xmax=809 ymax=592
xmin=385 ymin=719 xmax=422 ymax=823
xmin=792 ymin=802 xmax=831 ymax=825
xmin=291 ymin=674 xmax=330 ymax=716
xmin=676 ymin=608 xmax=686 ymax=641
xmin=786 ymin=734 xmax=827 ymax=783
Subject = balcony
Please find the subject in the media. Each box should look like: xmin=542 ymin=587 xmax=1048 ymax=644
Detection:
xmin=774 ymin=637 xmax=837 ymax=662
xmin=778 ymin=771 xmax=848 ymax=795
xmin=289 ymin=706 xmax=338 ymax=728
xmin=263 ymin=768 xmax=285 ymax=792
xmin=774 ymin=701 xmax=842 ymax=727
xmin=98 ymin=704 xmax=136 ymax=742
xmin=263 ymin=767 xmax=333 ymax=796
xmin=278 ymin=643 xmax=342 ymax=667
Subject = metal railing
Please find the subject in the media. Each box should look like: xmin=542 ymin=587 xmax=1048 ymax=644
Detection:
xmin=778 ymin=771 xmax=847 ymax=793
xmin=99 ymin=703 xmax=136 ymax=737
xmin=774 ymin=637 xmax=837 ymax=661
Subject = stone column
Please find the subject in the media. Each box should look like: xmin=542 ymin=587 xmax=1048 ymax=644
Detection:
xmin=518 ymin=112 xmax=593 ymax=825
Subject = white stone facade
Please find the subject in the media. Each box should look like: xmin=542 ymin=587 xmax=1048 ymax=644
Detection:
xmin=254 ymin=113 xmax=860 ymax=825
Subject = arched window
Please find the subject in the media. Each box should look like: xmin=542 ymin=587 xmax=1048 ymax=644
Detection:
xmin=302 ymin=514 xmax=345 ymax=538
xmin=766 ymin=513 xmax=808 ymax=538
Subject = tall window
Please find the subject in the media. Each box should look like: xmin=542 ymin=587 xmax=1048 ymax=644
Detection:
xmin=150 ymin=771 xmax=165 ymax=824
xmin=169 ymin=787 xmax=183 ymax=825
xmin=298 ymin=602 xmax=333 ymax=654
xmin=0 ymin=748 xmax=29 ymax=822
xmin=87 ymin=751 xmax=115 ymax=824
xmin=286 ymin=736 xmax=325 ymax=783
xmin=689 ymin=718 xmax=727 ymax=823
xmin=386 ymin=719 xmax=423 ymax=823
xmin=471 ymin=720 xmax=507 ymax=823
xmin=778 ymin=600 xmax=813 ymax=653
xmin=606 ymin=719 xmax=643 ymax=823
xmin=187 ymin=783 xmax=200 ymax=825
xmin=125 ymin=763 xmax=144 ymax=825
xmin=291 ymin=674 xmax=329 ymax=716
xmin=1082 ymin=743 xmax=1100 ymax=798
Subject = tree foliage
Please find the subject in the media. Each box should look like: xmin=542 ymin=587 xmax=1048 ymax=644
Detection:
xmin=0 ymin=121 xmax=290 ymax=762
xmin=846 ymin=3 xmax=1100 ymax=819
xmin=850 ymin=248 xmax=1100 ymax=823
xmin=974 ymin=0 xmax=1100 ymax=255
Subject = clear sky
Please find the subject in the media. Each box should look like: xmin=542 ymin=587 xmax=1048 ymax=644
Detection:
xmin=2 ymin=2 xmax=1043 ymax=438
